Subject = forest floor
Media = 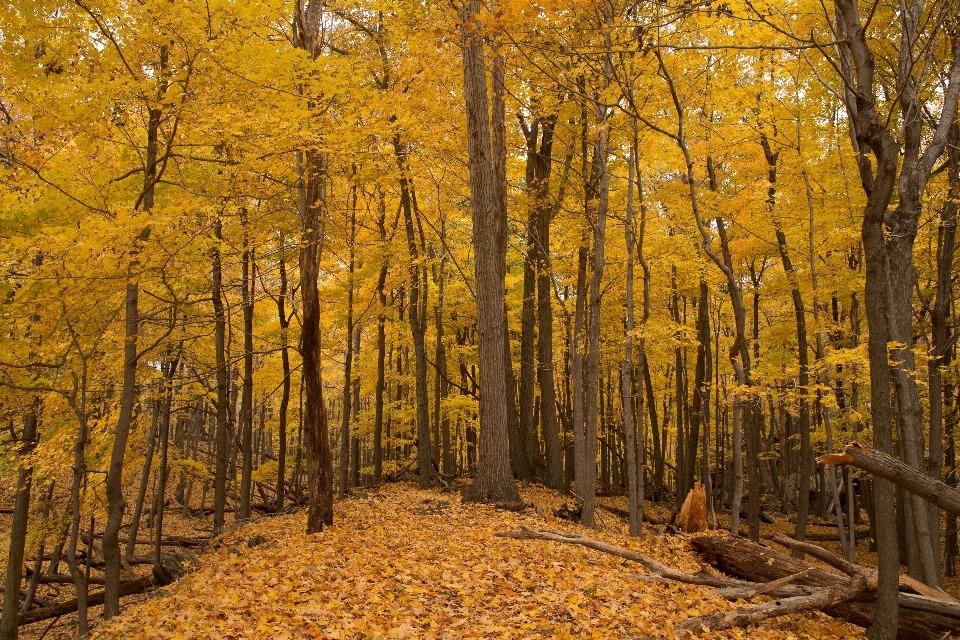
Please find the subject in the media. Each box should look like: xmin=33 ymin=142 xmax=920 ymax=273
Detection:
xmin=10 ymin=482 xmax=886 ymax=640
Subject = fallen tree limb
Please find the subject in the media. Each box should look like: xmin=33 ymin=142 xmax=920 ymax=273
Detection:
xmin=18 ymin=576 xmax=154 ymax=626
xmin=83 ymin=533 xmax=207 ymax=548
xmin=35 ymin=574 xmax=107 ymax=585
xmin=501 ymin=527 xmax=960 ymax=639
xmin=496 ymin=528 xmax=748 ymax=589
xmin=818 ymin=440 xmax=960 ymax=517
xmin=676 ymin=571 xmax=867 ymax=635
xmin=692 ymin=535 xmax=960 ymax=640
xmin=770 ymin=533 xmax=956 ymax=603
xmin=750 ymin=569 xmax=812 ymax=597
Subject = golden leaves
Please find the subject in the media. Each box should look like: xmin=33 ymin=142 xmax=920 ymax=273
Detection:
xmin=91 ymin=484 xmax=865 ymax=639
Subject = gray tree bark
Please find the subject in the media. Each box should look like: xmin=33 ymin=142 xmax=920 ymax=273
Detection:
xmin=460 ymin=0 xmax=520 ymax=504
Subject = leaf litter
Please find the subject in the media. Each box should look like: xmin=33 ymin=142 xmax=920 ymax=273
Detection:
xmin=90 ymin=484 xmax=865 ymax=639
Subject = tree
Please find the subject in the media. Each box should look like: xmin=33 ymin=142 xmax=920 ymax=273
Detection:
xmin=459 ymin=0 xmax=520 ymax=504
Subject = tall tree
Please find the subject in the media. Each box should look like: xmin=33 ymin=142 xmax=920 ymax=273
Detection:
xmin=459 ymin=0 xmax=521 ymax=504
xmin=294 ymin=0 xmax=334 ymax=533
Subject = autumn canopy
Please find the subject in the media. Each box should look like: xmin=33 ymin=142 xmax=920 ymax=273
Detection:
xmin=1 ymin=0 xmax=959 ymax=638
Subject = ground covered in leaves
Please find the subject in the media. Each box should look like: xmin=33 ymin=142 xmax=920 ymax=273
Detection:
xmin=84 ymin=484 xmax=865 ymax=639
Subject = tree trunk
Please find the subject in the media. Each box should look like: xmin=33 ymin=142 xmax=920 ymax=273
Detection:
xmin=519 ymin=124 xmax=539 ymax=477
xmin=621 ymin=127 xmax=641 ymax=537
xmin=239 ymin=214 xmax=254 ymax=520
xmin=696 ymin=279 xmax=715 ymax=528
xmin=340 ymin=200 xmax=356 ymax=496
xmin=299 ymin=147 xmax=334 ymax=533
xmin=433 ymin=253 xmax=452 ymax=475
xmin=929 ymin=122 xmax=958 ymax=574
xmin=534 ymin=125 xmax=563 ymax=488
xmin=0 ymin=409 xmax=39 ymax=640
xmin=125 ymin=403 xmax=158 ymax=561
xmin=276 ymin=246 xmax=291 ymax=511
xmin=835 ymin=0 xmax=960 ymax=598
xmin=294 ymin=0 xmax=335 ymax=533
xmin=102 ymin=235 xmax=148 ymax=619
xmin=373 ymin=194 xmax=389 ymax=485
xmin=393 ymin=137 xmax=431 ymax=490
xmin=153 ymin=356 xmax=178 ymax=562
xmin=459 ymin=0 xmax=520 ymax=504
xmin=761 ymin=135 xmax=815 ymax=553
xmin=212 ymin=219 xmax=230 ymax=532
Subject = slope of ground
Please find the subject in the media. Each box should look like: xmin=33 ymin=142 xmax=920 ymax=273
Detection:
xmin=88 ymin=484 xmax=864 ymax=639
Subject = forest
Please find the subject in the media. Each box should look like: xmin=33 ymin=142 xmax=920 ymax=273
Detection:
xmin=1 ymin=0 xmax=959 ymax=638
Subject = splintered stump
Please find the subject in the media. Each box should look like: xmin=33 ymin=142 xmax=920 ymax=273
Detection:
xmin=676 ymin=482 xmax=707 ymax=534
xmin=691 ymin=535 xmax=960 ymax=640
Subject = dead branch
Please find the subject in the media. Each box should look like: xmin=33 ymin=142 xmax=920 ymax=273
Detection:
xmin=675 ymin=571 xmax=867 ymax=635
xmin=18 ymin=576 xmax=154 ymax=627
xmin=770 ymin=533 xmax=957 ymax=603
xmin=496 ymin=528 xmax=748 ymax=589
xmin=693 ymin=534 xmax=960 ymax=639
xmin=818 ymin=440 xmax=960 ymax=516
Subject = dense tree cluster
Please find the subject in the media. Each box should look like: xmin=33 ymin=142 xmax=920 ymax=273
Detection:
xmin=1 ymin=0 xmax=957 ymax=637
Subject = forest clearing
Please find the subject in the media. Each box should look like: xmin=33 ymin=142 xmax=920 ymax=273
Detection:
xmin=2 ymin=0 xmax=960 ymax=638
xmin=16 ymin=484 xmax=879 ymax=640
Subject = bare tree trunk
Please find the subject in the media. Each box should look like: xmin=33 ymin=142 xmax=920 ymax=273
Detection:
xmin=351 ymin=327 xmax=361 ymax=488
xmin=239 ymin=213 xmax=254 ymax=520
xmin=0 ymin=408 xmax=39 ymax=639
xmin=275 ymin=245 xmax=292 ymax=511
xmin=102 ymin=39 xmax=170 ymax=616
xmin=340 ymin=199 xmax=356 ymax=496
xmin=621 ymin=127 xmax=641 ymax=537
xmin=433 ymin=251 xmax=452 ymax=475
xmin=393 ymin=138 xmax=431 ymax=490
xmin=153 ymin=354 xmax=178 ymax=562
xmin=833 ymin=0 xmax=960 ymax=623
xmin=761 ymin=135 xmax=815 ymax=554
xmin=459 ymin=0 xmax=520 ymax=504
xmin=294 ymin=0 xmax=334 ymax=533
xmin=532 ymin=119 xmax=563 ymax=490
xmin=581 ymin=118 xmax=610 ymax=528
xmin=212 ymin=219 xmax=229 ymax=532
xmin=299 ymin=148 xmax=334 ymax=533
xmin=103 ymin=232 xmax=149 ymax=619
xmin=125 ymin=402 xmax=158 ymax=560
xmin=698 ymin=279 xmax=716 ymax=529
xmin=929 ymin=122 xmax=958 ymax=575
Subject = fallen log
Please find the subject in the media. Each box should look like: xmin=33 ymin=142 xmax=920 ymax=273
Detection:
xmin=501 ymin=528 xmax=877 ymax=635
xmin=676 ymin=571 xmax=867 ymax=635
xmin=818 ymin=440 xmax=960 ymax=517
xmin=83 ymin=533 xmax=208 ymax=548
xmin=770 ymin=533 xmax=956 ymax=603
xmin=34 ymin=574 xmax=107 ymax=585
xmin=17 ymin=576 xmax=154 ymax=626
xmin=84 ymin=554 xmax=156 ymax=569
xmin=692 ymin=534 xmax=960 ymax=640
